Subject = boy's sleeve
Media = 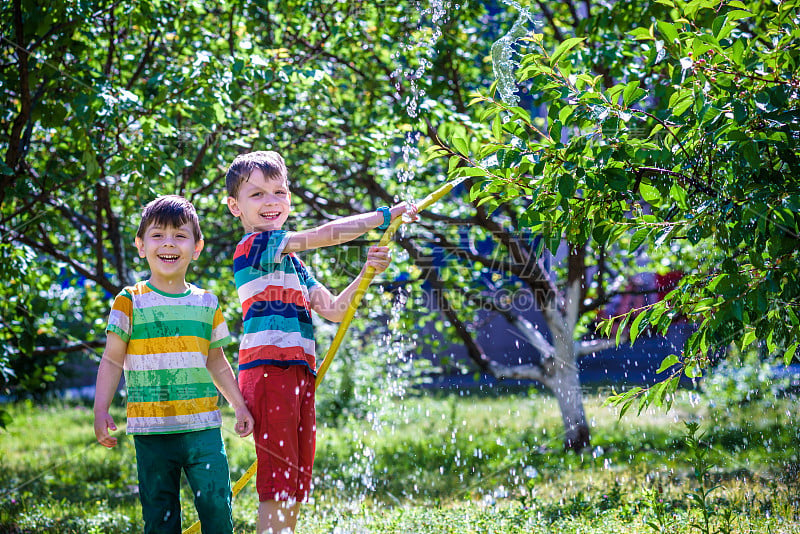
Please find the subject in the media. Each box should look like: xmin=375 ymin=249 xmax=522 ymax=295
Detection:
xmin=209 ymin=299 xmax=232 ymax=349
xmin=106 ymin=290 xmax=133 ymax=343
xmin=234 ymin=230 xmax=292 ymax=269
xmin=295 ymin=256 xmax=320 ymax=291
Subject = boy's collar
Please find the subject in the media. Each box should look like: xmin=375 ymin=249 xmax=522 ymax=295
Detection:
xmin=145 ymin=280 xmax=192 ymax=298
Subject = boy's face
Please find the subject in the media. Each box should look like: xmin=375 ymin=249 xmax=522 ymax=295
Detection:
xmin=227 ymin=168 xmax=292 ymax=233
xmin=135 ymin=222 xmax=203 ymax=286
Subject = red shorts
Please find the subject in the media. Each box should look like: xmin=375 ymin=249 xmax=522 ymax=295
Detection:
xmin=239 ymin=364 xmax=316 ymax=502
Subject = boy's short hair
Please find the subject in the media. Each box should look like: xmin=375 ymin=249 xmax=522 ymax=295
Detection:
xmin=136 ymin=195 xmax=203 ymax=242
xmin=225 ymin=151 xmax=288 ymax=199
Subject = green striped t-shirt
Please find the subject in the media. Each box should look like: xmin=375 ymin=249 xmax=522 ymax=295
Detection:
xmin=106 ymin=281 xmax=231 ymax=435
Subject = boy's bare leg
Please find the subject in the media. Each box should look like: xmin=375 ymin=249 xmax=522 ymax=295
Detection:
xmin=258 ymin=500 xmax=299 ymax=534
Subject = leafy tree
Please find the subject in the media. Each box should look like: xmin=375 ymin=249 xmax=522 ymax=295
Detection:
xmin=2 ymin=0 xmax=738 ymax=453
xmin=449 ymin=0 xmax=800 ymax=416
xmin=0 ymin=0 xmax=496 ymax=421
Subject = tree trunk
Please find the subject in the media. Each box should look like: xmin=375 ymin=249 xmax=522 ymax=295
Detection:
xmin=539 ymin=346 xmax=590 ymax=452
xmin=492 ymin=283 xmax=592 ymax=452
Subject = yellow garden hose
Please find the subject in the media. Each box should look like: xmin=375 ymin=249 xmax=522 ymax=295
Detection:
xmin=315 ymin=176 xmax=466 ymax=385
xmin=183 ymin=177 xmax=464 ymax=534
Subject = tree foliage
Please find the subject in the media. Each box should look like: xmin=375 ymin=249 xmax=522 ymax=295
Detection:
xmin=0 ymin=0 xmax=501 ymax=415
xmin=5 ymin=0 xmax=792 ymax=445
xmin=447 ymin=0 xmax=800 ymax=413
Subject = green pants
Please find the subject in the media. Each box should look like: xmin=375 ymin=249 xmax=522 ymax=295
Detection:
xmin=133 ymin=428 xmax=233 ymax=534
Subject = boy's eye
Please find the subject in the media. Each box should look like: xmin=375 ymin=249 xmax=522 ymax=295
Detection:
xmin=251 ymin=192 xmax=262 ymax=198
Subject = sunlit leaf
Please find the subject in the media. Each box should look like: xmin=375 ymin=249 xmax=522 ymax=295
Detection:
xmin=550 ymin=37 xmax=586 ymax=66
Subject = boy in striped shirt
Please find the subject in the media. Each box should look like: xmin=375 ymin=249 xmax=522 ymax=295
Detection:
xmin=93 ymin=195 xmax=254 ymax=534
xmin=225 ymin=150 xmax=416 ymax=533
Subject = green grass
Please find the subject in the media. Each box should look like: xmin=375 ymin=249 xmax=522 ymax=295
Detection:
xmin=1 ymin=390 xmax=798 ymax=533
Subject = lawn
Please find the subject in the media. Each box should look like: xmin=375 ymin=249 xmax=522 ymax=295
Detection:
xmin=0 ymin=388 xmax=798 ymax=533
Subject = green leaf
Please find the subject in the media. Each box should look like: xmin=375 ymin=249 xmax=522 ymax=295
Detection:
xmin=629 ymin=227 xmax=650 ymax=252
xmin=639 ymin=182 xmax=661 ymax=204
xmin=448 ymin=155 xmax=461 ymax=174
xmin=619 ymin=399 xmax=635 ymax=418
xmin=452 ymin=135 xmax=470 ymax=157
xmin=669 ymin=89 xmax=695 ymax=117
xmin=628 ymin=27 xmax=654 ymax=41
xmin=622 ymin=80 xmax=642 ymax=107
xmin=727 ymin=9 xmax=753 ymax=20
xmin=656 ymin=21 xmax=679 ymax=44
xmin=685 ymin=363 xmax=703 ymax=378
xmin=476 ymin=195 xmax=500 ymax=211
xmin=741 ymin=330 xmax=757 ymax=348
xmin=669 ymin=183 xmax=688 ymax=209
xmin=454 ymin=167 xmax=489 ymax=178
xmin=550 ymin=119 xmax=563 ymax=143
xmin=657 ymin=354 xmax=681 ymax=374
xmin=550 ymin=37 xmax=586 ymax=66
xmin=492 ymin=113 xmax=503 ymax=140
xmin=673 ymin=96 xmax=694 ymax=117
xmin=469 ymin=180 xmax=487 ymax=202
xmin=785 ymin=343 xmax=798 ymax=366
xmin=616 ymin=314 xmax=630 ymax=346
xmin=668 ymin=88 xmax=691 ymax=108
xmin=629 ymin=311 xmax=647 ymax=343
xmin=213 ymin=103 xmax=226 ymax=124
xmin=558 ymin=174 xmax=574 ymax=198
xmin=767 ymin=329 xmax=777 ymax=355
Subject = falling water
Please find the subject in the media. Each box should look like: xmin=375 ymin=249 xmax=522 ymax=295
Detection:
xmin=490 ymin=0 xmax=536 ymax=106
xmin=318 ymin=0 xmax=457 ymax=506
xmin=391 ymin=0 xmax=450 ymax=120
xmin=392 ymin=0 xmax=453 ymax=202
xmin=381 ymin=2 xmax=457 ymax=460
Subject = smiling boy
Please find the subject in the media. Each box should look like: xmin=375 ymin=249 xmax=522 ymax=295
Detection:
xmin=225 ymin=150 xmax=416 ymax=533
xmin=93 ymin=195 xmax=254 ymax=534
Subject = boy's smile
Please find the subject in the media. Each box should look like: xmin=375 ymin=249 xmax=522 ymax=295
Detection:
xmin=227 ymin=168 xmax=292 ymax=233
xmin=135 ymin=222 xmax=203 ymax=292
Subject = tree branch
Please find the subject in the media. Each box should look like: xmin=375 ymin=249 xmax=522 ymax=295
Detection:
xmin=4 ymin=0 xmax=32 ymax=189
xmin=125 ymin=30 xmax=159 ymax=90
xmin=180 ymin=127 xmax=221 ymax=195
xmin=497 ymin=307 xmax=555 ymax=357
xmin=1 ymin=223 xmax=119 ymax=295
xmin=575 ymin=337 xmax=618 ymax=356
xmin=94 ymin=183 xmax=105 ymax=281
xmin=564 ymin=0 xmax=581 ymax=27
xmin=102 ymin=8 xmax=116 ymax=77
xmin=398 ymin=237 xmax=492 ymax=372
xmin=32 ymin=340 xmax=105 ymax=357
xmin=565 ymin=243 xmax=586 ymax=334
xmin=636 ymin=165 xmax=719 ymax=199
xmin=488 ymin=361 xmax=546 ymax=383
xmin=228 ymin=3 xmax=236 ymax=58
xmin=534 ymin=0 xmax=565 ymax=42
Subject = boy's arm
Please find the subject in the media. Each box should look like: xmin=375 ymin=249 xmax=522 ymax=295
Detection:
xmin=93 ymin=331 xmax=127 ymax=448
xmin=206 ymin=347 xmax=254 ymax=437
xmin=283 ymin=202 xmax=414 ymax=253
xmin=309 ymin=245 xmax=392 ymax=323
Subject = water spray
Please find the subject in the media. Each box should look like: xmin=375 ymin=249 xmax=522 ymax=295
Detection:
xmin=491 ymin=1 xmax=536 ymax=106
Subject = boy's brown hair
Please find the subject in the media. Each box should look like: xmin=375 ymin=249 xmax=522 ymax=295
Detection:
xmin=136 ymin=195 xmax=203 ymax=242
xmin=225 ymin=150 xmax=288 ymax=199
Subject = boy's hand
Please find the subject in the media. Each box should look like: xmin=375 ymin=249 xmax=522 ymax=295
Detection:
xmin=234 ymin=406 xmax=254 ymax=438
xmin=94 ymin=412 xmax=118 ymax=448
xmin=364 ymin=245 xmax=392 ymax=274
xmin=389 ymin=201 xmax=419 ymax=222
